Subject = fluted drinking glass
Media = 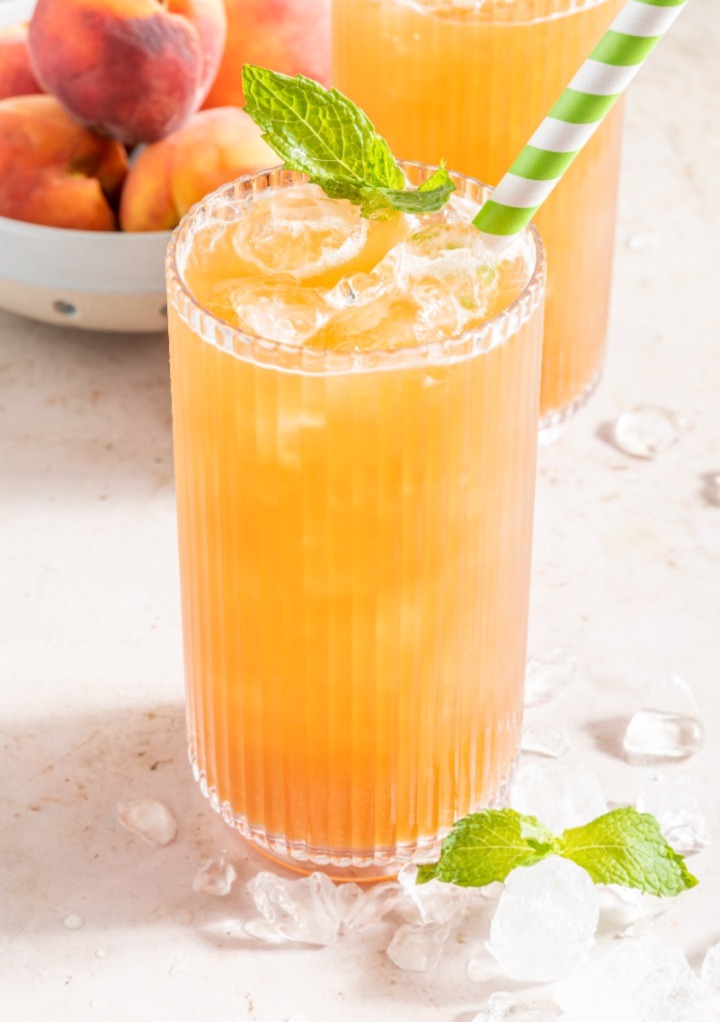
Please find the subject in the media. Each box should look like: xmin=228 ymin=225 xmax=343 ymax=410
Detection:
xmin=166 ymin=166 xmax=546 ymax=878
xmin=333 ymin=0 xmax=624 ymax=433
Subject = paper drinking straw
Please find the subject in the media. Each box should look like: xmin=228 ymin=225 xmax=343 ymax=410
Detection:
xmin=473 ymin=0 xmax=689 ymax=241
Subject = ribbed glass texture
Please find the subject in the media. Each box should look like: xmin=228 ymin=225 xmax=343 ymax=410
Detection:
xmin=333 ymin=0 xmax=625 ymax=430
xmin=166 ymin=166 xmax=546 ymax=877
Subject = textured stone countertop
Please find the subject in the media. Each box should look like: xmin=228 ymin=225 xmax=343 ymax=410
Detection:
xmin=2 ymin=1 xmax=719 ymax=1019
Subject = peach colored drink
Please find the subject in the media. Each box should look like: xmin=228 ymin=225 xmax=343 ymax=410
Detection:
xmin=333 ymin=0 xmax=624 ymax=429
xmin=166 ymin=167 xmax=545 ymax=875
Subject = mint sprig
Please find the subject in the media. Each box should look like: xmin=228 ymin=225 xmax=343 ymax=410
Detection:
xmin=242 ymin=65 xmax=455 ymax=219
xmin=419 ymin=807 xmax=698 ymax=897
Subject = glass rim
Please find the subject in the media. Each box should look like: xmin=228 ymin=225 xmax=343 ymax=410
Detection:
xmin=166 ymin=162 xmax=546 ymax=376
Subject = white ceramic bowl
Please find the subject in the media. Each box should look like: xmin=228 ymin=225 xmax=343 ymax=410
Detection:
xmin=0 ymin=0 xmax=171 ymax=332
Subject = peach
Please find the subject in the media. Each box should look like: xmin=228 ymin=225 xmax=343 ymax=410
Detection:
xmin=203 ymin=0 xmax=330 ymax=109
xmin=0 ymin=23 xmax=43 ymax=100
xmin=0 ymin=95 xmax=127 ymax=230
xmin=28 ymin=0 xmax=227 ymax=144
xmin=120 ymin=106 xmax=275 ymax=232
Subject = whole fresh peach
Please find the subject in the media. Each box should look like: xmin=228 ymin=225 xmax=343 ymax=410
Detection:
xmin=120 ymin=107 xmax=275 ymax=232
xmin=28 ymin=0 xmax=227 ymax=144
xmin=0 ymin=95 xmax=127 ymax=230
xmin=203 ymin=0 xmax=330 ymax=109
xmin=0 ymin=23 xmax=43 ymax=100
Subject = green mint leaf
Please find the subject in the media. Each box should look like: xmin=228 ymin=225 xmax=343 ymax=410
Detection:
xmin=557 ymin=807 xmax=699 ymax=897
xmin=420 ymin=809 xmax=556 ymax=888
xmin=359 ymin=166 xmax=456 ymax=218
xmin=242 ymin=65 xmax=455 ymax=218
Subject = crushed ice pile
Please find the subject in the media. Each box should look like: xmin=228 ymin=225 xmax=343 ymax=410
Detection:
xmin=243 ymin=871 xmax=400 ymax=946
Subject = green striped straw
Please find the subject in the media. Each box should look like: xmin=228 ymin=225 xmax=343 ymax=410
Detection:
xmin=473 ymin=0 xmax=689 ymax=242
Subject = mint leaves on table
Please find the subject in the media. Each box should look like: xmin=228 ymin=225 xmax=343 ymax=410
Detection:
xmin=417 ymin=807 xmax=698 ymax=898
xmin=242 ymin=65 xmax=455 ymax=219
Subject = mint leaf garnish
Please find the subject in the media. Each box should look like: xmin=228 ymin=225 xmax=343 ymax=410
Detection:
xmin=556 ymin=807 xmax=698 ymax=897
xmin=417 ymin=809 xmax=556 ymax=888
xmin=242 ymin=65 xmax=455 ymax=218
xmin=418 ymin=806 xmax=698 ymax=898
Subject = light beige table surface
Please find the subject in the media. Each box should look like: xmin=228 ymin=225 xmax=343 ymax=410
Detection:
xmin=2 ymin=2 xmax=719 ymax=1019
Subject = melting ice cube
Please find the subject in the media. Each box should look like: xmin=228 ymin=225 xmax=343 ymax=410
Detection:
xmin=623 ymin=674 xmax=704 ymax=764
xmin=386 ymin=922 xmax=448 ymax=972
xmin=193 ymin=853 xmax=237 ymax=897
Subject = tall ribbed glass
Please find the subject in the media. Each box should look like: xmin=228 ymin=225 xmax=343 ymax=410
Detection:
xmin=333 ymin=0 xmax=624 ymax=432
xmin=166 ymin=167 xmax=546 ymax=877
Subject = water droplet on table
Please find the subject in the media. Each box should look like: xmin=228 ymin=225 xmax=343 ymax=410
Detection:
xmin=117 ymin=797 xmax=177 ymax=846
xmin=613 ymin=405 xmax=689 ymax=459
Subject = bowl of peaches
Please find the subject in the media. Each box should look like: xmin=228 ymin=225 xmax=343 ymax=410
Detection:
xmin=0 ymin=0 xmax=282 ymax=332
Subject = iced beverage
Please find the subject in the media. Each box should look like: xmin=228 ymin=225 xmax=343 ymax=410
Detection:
xmin=333 ymin=0 xmax=624 ymax=429
xmin=166 ymin=166 xmax=545 ymax=875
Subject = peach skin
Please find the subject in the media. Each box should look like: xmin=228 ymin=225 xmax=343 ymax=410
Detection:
xmin=0 ymin=23 xmax=43 ymax=101
xmin=120 ymin=107 xmax=275 ymax=232
xmin=0 ymin=95 xmax=127 ymax=230
xmin=28 ymin=0 xmax=227 ymax=144
xmin=203 ymin=0 xmax=330 ymax=109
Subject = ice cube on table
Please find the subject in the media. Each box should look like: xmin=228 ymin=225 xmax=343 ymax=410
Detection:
xmin=116 ymin=797 xmax=177 ymax=846
xmin=510 ymin=761 xmax=607 ymax=833
xmin=524 ymin=649 xmax=578 ymax=707
xmin=623 ymin=674 xmax=704 ymax=764
xmin=555 ymin=936 xmax=716 ymax=1022
xmin=386 ymin=922 xmax=448 ymax=972
xmin=488 ymin=857 xmax=600 ymax=982
xmin=613 ymin=405 xmax=689 ymax=459
xmin=636 ymin=772 xmax=714 ymax=854
xmin=193 ymin=853 xmax=237 ymax=897
xmin=521 ymin=722 xmax=572 ymax=759
xmin=244 ymin=872 xmax=342 ymax=946
xmin=232 ymin=185 xmax=369 ymax=282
